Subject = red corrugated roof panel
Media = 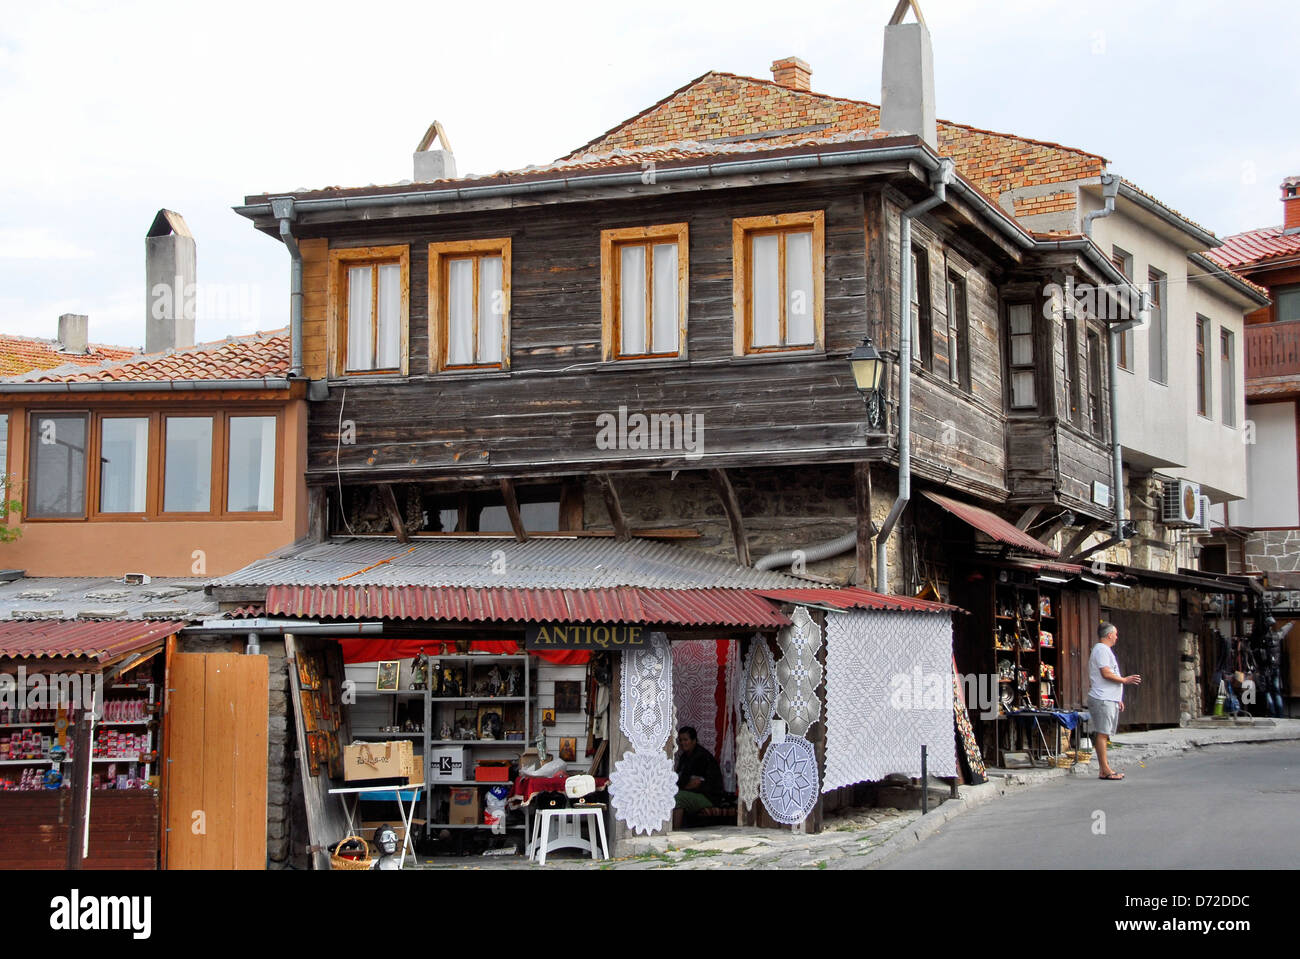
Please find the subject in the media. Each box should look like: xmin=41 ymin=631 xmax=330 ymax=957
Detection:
xmin=922 ymin=491 xmax=1060 ymax=558
xmin=0 ymin=620 xmax=184 ymax=661
xmin=264 ymin=586 xmax=791 ymax=628
xmin=756 ymin=587 xmax=956 ymax=613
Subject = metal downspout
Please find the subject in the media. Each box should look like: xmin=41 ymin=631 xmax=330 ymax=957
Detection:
xmin=876 ymin=158 xmax=955 ymax=593
xmin=270 ymin=197 xmax=303 ymax=377
xmin=1083 ymin=174 xmax=1133 ymax=542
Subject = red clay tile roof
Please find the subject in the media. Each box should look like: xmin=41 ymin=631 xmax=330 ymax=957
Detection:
xmin=565 ymin=71 xmax=1107 ymax=210
xmin=0 ymin=336 xmax=135 ymax=377
xmin=1206 ymin=226 xmax=1300 ymax=270
xmin=2 ymin=328 xmax=290 ymax=385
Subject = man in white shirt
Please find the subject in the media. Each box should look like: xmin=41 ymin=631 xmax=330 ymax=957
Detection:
xmin=1088 ymin=622 xmax=1141 ymax=780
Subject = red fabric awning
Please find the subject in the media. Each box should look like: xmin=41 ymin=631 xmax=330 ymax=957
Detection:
xmin=0 ymin=620 xmax=184 ymax=663
xmin=337 ymin=639 xmax=591 ymax=666
xmin=922 ymin=491 xmax=1059 ymax=558
xmin=265 ymin=585 xmax=791 ymax=629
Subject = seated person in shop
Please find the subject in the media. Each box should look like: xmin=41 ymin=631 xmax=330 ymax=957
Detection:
xmin=673 ymin=726 xmax=724 ymax=827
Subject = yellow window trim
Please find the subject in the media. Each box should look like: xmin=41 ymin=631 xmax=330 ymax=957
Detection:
xmin=731 ymin=211 xmax=825 ymax=356
xmin=325 ymin=245 xmax=411 ymax=377
xmin=599 ymin=223 xmax=689 ymax=362
xmin=427 ymin=238 xmax=512 ymax=373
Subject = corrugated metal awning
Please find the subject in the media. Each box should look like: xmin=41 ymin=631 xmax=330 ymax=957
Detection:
xmin=922 ymin=491 xmax=1059 ymax=558
xmin=0 ymin=620 xmax=184 ymax=662
xmin=756 ymin=587 xmax=956 ymax=613
xmin=265 ymin=586 xmax=791 ymax=628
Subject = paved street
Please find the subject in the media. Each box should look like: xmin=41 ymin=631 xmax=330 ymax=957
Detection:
xmin=882 ymin=742 xmax=1300 ymax=870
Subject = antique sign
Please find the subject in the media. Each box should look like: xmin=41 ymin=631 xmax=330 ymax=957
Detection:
xmin=525 ymin=623 xmax=648 ymax=650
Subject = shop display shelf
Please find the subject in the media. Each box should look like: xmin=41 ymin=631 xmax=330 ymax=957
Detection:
xmin=426 ymin=739 xmax=523 ymax=746
xmin=429 ymin=697 xmax=525 ymax=703
xmin=426 ymin=779 xmax=516 ymax=786
xmin=426 ymin=822 xmax=528 ymax=830
xmin=351 ymin=729 xmax=425 ymax=738
xmin=0 ymin=722 xmax=57 ymax=728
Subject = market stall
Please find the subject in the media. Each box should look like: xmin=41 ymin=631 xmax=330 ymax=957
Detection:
xmin=0 ymin=619 xmax=181 ymax=869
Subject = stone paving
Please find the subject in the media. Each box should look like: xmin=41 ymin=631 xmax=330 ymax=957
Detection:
xmin=409 ymin=718 xmax=1300 ymax=871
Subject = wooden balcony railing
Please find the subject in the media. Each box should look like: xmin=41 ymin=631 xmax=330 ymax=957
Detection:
xmin=1246 ymin=321 xmax=1300 ymax=380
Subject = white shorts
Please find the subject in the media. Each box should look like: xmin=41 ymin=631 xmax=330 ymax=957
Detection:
xmin=1088 ymin=696 xmax=1120 ymax=736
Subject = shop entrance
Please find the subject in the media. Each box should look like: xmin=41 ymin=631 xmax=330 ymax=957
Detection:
xmin=668 ymin=639 xmax=739 ymax=830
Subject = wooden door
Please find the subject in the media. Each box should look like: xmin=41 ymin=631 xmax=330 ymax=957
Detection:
xmin=1058 ymin=589 xmax=1100 ymax=711
xmin=1101 ymin=610 xmax=1180 ymax=726
xmin=164 ymin=653 xmax=268 ymax=869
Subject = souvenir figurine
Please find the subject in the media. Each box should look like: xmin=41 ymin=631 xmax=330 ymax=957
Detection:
xmin=440 ymin=721 xmax=452 ymax=741
xmin=506 ymin=666 xmax=521 ymax=697
xmin=409 ymin=650 xmax=429 ymax=690
xmin=486 ymin=666 xmax=503 ymax=698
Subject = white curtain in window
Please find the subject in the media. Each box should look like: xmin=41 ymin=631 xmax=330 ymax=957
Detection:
xmin=375 ymin=264 xmax=401 ymax=369
xmin=785 ymin=231 xmax=813 ymax=345
xmin=447 ymin=258 xmax=475 ymax=365
xmin=227 ymin=416 xmax=276 ymax=512
xmin=751 ymin=234 xmax=780 ymax=346
xmin=346 ymin=266 xmax=374 ymax=371
xmin=620 ymin=244 xmax=646 ymax=355
xmin=909 ymin=251 xmax=920 ymax=350
xmin=477 ymin=255 xmax=503 ymax=364
xmin=651 ymin=243 xmax=678 ymax=354
xmin=100 ymin=418 xmax=149 ymax=513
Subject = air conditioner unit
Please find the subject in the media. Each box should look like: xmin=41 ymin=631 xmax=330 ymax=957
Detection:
xmin=1161 ymin=480 xmax=1201 ymax=528
xmin=1191 ymin=494 xmax=1212 ymax=534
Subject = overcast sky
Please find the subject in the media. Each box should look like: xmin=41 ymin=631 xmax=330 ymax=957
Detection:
xmin=1 ymin=0 xmax=1296 ymax=350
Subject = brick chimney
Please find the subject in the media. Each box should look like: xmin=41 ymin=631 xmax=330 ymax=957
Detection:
xmin=57 ymin=313 xmax=88 ymax=354
xmin=1283 ymin=177 xmax=1300 ymax=234
xmin=771 ymin=57 xmax=812 ymax=92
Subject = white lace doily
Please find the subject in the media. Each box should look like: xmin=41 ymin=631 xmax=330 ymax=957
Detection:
xmin=719 ymin=641 xmax=737 ymax=791
xmin=608 ymin=749 xmax=678 ymax=836
xmin=619 ymin=631 xmax=673 ymax=752
xmin=776 ymin=606 xmax=824 ymax=737
xmin=742 ymin=636 xmax=779 ymax=748
xmin=735 ymin=720 xmax=760 ymax=811
xmin=759 ymin=735 xmax=819 ymax=825
xmin=672 ymin=641 xmax=718 ymax=757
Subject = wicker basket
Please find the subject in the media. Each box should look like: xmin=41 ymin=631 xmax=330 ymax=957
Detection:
xmin=330 ymin=835 xmax=375 ymax=871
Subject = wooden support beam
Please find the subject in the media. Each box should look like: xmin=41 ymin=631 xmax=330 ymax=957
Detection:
xmin=64 ymin=702 xmax=93 ymax=869
xmin=595 ymin=473 xmax=630 ymax=542
xmin=1062 ymin=520 xmax=1105 ymax=560
xmin=307 ymin=486 xmax=328 ymax=544
xmin=377 ymin=484 xmax=409 ymax=543
xmin=1068 ymin=535 xmax=1122 ymax=565
xmin=855 ymin=462 xmax=875 ymax=586
xmin=709 ymin=468 xmax=751 ymax=567
xmin=1036 ymin=513 xmax=1072 ymax=548
xmin=559 ymin=481 xmax=584 ymax=532
xmin=498 ymin=478 xmax=528 ymax=543
xmin=1015 ymin=505 xmax=1044 ymax=532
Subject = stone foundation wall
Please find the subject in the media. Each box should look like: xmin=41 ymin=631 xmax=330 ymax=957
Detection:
xmin=1244 ymin=529 xmax=1300 ymax=576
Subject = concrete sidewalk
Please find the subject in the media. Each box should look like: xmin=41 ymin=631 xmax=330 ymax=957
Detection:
xmin=412 ymin=718 xmax=1300 ymax=871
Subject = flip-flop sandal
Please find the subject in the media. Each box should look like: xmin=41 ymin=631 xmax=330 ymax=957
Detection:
xmin=1099 ymin=772 xmax=1124 ymax=780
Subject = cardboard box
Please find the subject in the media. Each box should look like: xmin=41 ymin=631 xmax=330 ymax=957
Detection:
xmin=474 ymin=760 xmax=511 ymax=782
xmin=429 ymin=746 xmax=465 ymax=781
xmin=449 ymin=787 xmax=480 ymax=825
xmin=344 ymin=740 xmax=415 ymax=783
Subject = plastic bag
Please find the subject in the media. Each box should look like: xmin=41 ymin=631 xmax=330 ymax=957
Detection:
xmin=483 ymin=784 xmax=510 ymax=835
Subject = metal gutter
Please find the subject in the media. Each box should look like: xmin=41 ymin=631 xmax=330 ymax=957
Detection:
xmin=0 ymin=378 xmax=294 ymax=394
xmin=1187 ymin=251 xmax=1272 ymax=307
xmin=1116 ymin=181 xmax=1220 ymax=250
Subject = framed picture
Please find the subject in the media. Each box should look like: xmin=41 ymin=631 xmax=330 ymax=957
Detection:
xmin=299 ymin=691 xmax=318 ymax=733
xmin=453 ymin=709 xmax=478 ymax=740
xmin=478 ymin=706 xmax=504 ymax=741
xmin=438 ymin=666 xmax=465 ymax=698
xmin=297 ymin=654 xmax=320 ymax=690
xmin=541 ymin=708 xmax=556 ymax=727
xmin=559 ymin=737 xmax=577 ymax=762
xmin=554 ymin=680 xmax=582 ymax=714
xmin=306 ymin=732 xmax=327 ymax=771
xmin=376 ymin=661 xmax=400 ymax=691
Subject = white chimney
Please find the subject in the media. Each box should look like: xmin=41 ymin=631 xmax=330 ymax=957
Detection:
xmin=413 ymin=120 xmax=457 ymax=182
xmin=57 ymin=313 xmax=88 ymax=354
xmin=145 ymin=209 xmax=196 ymax=354
xmin=880 ymin=1 xmax=937 ymax=150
